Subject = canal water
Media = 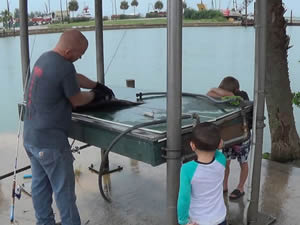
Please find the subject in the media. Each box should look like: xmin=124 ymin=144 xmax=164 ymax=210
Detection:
xmin=1 ymin=26 xmax=300 ymax=152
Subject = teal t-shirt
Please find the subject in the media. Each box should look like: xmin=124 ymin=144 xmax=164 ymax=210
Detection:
xmin=177 ymin=150 xmax=226 ymax=225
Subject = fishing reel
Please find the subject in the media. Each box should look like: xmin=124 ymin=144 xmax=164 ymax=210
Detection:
xmin=14 ymin=185 xmax=22 ymax=200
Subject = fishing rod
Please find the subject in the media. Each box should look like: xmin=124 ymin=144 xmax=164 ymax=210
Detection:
xmin=1 ymin=143 xmax=90 ymax=181
xmin=10 ymin=34 xmax=37 ymax=223
xmin=0 ymin=165 xmax=31 ymax=181
xmin=104 ymin=30 xmax=127 ymax=76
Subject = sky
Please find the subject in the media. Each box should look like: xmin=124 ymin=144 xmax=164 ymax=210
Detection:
xmin=0 ymin=0 xmax=299 ymax=17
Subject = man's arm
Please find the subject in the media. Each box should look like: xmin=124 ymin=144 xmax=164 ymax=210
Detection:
xmin=76 ymin=73 xmax=97 ymax=89
xmin=207 ymin=88 xmax=234 ymax=98
xmin=69 ymin=91 xmax=95 ymax=107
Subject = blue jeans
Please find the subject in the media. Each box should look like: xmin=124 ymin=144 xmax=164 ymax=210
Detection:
xmin=24 ymin=144 xmax=81 ymax=225
xmin=219 ymin=219 xmax=227 ymax=225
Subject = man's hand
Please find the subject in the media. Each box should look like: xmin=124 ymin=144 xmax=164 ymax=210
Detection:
xmin=95 ymin=82 xmax=115 ymax=98
xmin=92 ymin=82 xmax=115 ymax=101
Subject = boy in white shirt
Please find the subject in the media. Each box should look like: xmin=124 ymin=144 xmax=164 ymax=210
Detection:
xmin=177 ymin=122 xmax=227 ymax=225
xmin=207 ymin=76 xmax=251 ymax=200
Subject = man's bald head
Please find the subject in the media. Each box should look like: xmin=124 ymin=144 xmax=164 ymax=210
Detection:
xmin=54 ymin=29 xmax=88 ymax=62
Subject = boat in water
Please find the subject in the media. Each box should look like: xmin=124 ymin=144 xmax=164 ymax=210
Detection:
xmin=78 ymin=6 xmax=92 ymax=19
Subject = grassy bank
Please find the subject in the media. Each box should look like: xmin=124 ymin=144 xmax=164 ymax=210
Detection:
xmin=48 ymin=17 xmax=230 ymax=29
xmin=0 ymin=18 xmax=236 ymax=38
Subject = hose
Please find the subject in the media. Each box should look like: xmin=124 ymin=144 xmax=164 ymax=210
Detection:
xmin=98 ymin=94 xmax=251 ymax=202
xmin=136 ymin=92 xmax=234 ymax=113
xmin=136 ymin=92 xmax=233 ymax=104
xmin=98 ymin=115 xmax=192 ymax=202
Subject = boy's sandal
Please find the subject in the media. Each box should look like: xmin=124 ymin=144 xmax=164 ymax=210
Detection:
xmin=229 ymin=189 xmax=245 ymax=200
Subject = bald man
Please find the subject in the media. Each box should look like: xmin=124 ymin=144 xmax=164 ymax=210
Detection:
xmin=23 ymin=29 xmax=96 ymax=225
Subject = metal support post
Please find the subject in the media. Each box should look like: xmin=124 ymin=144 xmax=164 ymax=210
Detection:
xmin=95 ymin=0 xmax=105 ymax=84
xmin=125 ymin=79 xmax=140 ymax=172
xmin=244 ymin=0 xmax=275 ymax=224
xmin=166 ymin=0 xmax=183 ymax=224
xmin=19 ymin=0 xmax=30 ymax=89
xmin=95 ymin=0 xmax=107 ymax=170
xmin=245 ymin=0 xmax=248 ymax=26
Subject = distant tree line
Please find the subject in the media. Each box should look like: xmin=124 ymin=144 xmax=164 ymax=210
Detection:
xmin=0 ymin=10 xmax=13 ymax=29
xmin=68 ymin=0 xmax=79 ymax=17
xmin=119 ymin=0 xmax=140 ymax=15
xmin=183 ymin=8 xmax=225 ymax=20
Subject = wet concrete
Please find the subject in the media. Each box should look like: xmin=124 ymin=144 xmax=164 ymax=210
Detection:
xmin=1 ymin=133 xmax=300 ymax=225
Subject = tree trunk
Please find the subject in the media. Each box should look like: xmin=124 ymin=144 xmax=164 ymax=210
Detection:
xmin=265 ymin=0 xmax=300 ymax=162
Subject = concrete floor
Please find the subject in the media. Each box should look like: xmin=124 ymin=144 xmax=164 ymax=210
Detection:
xmin=0 ymin=132 xmax=300 ymax=225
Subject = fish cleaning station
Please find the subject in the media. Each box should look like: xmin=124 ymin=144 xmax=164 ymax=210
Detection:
xmin=15 ymin=0 xmax=275 ymax=224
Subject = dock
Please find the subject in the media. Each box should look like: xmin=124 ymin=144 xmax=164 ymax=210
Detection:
xmin=0 ymin=139 xmax=299 ymax=225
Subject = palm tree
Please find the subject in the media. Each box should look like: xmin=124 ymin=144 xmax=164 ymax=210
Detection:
xmin=68 ymin=0 xmax=79 ymax=18
xmin=60 ymin=0 xmax=64 ymax=22
xmin=154 ymin=1 xmax=163 ymax=12
xmin=1 ymin=10 xmax=11 ymax=29
xmin=131 ymin=0 xmax=138 ymax=15
xmin=265 ymin=0 xmax=300 ymax=161
xmin=114 ymin=0 xmax=118 ymax=15
xmin=48 ymin=0 xmax=51 ymax=13
xmin=120 ymin=1 xmax=129 ymax=14
xmin=6 ymin=0 xmax=12 ymax=28
xmin=6 ymin=0 xmax=9 ymax=15
xmin=29 ymin=12 xmax=35 ymax=19
xmin=14 ymin=8 xmax=20 ymax=19
xmin=44 ymin=2 xmax=49 ymax=14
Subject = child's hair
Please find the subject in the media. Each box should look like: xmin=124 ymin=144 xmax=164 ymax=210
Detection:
xmin=218 ymin=76 xmax=240 ymax=94
xmin=235 ymin=90 xmax=249 ymax=100
xmin=191 ymin=122 xmax=221 ymax=152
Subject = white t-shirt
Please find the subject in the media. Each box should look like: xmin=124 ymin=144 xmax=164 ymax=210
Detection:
xmin=177 ymin=151 xmax=226 ymax=225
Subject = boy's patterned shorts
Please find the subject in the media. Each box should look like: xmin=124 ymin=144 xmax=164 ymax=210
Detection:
xmin=222 ymin=139 xmax=251 ymax=164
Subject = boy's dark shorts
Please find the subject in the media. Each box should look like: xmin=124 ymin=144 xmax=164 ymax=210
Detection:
xmin=222 ymin=138 xmax=251 ymax=164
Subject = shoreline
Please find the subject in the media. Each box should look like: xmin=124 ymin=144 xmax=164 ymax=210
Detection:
xmin=0 ymin=22 xmax=246 ymax=38
xmin=2 ymin=21 xmax=300 ymax=38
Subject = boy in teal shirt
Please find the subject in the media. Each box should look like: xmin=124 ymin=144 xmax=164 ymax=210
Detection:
xmin=177 ymin=122 xmax=227 ymax=225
